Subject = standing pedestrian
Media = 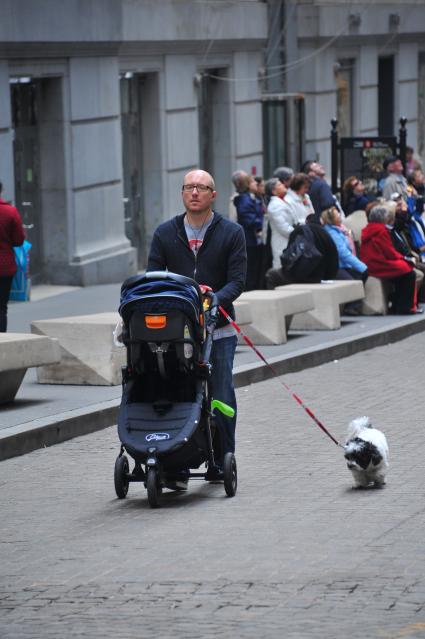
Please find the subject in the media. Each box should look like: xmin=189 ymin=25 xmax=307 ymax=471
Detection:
xmin=0 ymin=182 xmax=25 ymax=332
xmin=301 ymin=160 xmax=337 ymax=220
xmin=147 ymin=169 xmax=247 ymax=481
xmin=273 ymin=166 xmax=294 ymax=188
xmin=233 ymin=173 xmax=263 ymax=290
xmin=267 ymin=173 xmax=314 ymax=269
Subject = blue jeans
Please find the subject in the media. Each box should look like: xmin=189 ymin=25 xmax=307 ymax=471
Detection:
xmin=210 ymin=335 xmax=237 ymax=463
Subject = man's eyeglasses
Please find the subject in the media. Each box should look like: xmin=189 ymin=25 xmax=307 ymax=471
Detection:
xmin=182 ymin=184 xmax=213 ymax=193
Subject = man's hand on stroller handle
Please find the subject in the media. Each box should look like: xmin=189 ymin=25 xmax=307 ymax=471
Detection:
xmin=199 ymin=284 xmax=220 ymax=332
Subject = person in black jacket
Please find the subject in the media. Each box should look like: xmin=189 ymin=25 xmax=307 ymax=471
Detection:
xmin=147 ymin=169 xmax=247 ymax=480
xmin=265 ymin=216 xmax=339 ymax=289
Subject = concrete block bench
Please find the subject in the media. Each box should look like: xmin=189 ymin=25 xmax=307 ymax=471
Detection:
xmin=280 ymin=281 xmax=365 ymax=330
xmin=0 ymin=333 xmax=61 ymax=403
xmin=31 ymin=312 xmax=126 ymax=386
xmin=233 ymin=301 xmax=253 ymax=343
xmin=238 ymin=289 xmax=314 ymax=344
xmin=361 ymin=276 xmax=390 ymax=315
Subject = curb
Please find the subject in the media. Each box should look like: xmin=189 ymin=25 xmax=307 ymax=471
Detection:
xmin=1 ymin=316 xmax=424 ymax=461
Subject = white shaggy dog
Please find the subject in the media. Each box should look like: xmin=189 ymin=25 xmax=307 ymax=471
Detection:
xmin=344 ymin=416 xmax=389 ymax=488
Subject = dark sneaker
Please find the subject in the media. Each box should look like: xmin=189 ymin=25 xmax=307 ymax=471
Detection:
xmin=205 ymin=465 xmax=224 ymax=482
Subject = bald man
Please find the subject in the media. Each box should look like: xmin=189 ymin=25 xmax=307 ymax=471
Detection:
xmin=147 ymin=169 xmax=247 ymax=481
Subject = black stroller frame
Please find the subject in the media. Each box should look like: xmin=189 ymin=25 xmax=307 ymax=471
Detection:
xmin=114 ymin=271 xmax=237 ymax=507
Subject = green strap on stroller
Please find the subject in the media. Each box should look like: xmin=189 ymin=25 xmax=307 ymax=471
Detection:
xmin=211 ymin=399 xmax=235 ymax=418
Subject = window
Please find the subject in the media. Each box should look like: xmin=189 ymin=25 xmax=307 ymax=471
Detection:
xmin=378 ymin=56 xmax=394 ymax=136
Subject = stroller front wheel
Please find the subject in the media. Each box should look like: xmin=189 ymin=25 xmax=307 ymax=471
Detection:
xmin=114 ymin=454 xmax=129 ymax=499
xmin=223 ymin=452 xmax=237 ymax=497
xmin=147 ymin=467 xmax=162 ymax=508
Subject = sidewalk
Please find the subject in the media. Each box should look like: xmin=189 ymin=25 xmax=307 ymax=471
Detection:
xmin=2 ymin=282 xmax=425 ymax=460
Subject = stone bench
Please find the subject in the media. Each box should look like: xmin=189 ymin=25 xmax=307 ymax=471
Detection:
xmin=0 ymin=333 xmax=61 ymax=403
xmin=233 ymin=300 xmax=252 ymax=326
xmin=280 ymin=281 xmax=365 ymax=330
xmin=361 ymin=276 xmax=390 ymax=315
xmin=31 ymin=312 xmax=126 ymax=386
xmin=233 ymin=301 xmax=253 ymax=343
xmin=237 ymin=289 xmax=314 ymax=344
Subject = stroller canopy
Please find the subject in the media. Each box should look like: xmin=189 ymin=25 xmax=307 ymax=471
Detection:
xmin=119 ymin=271 xmax=203 ymax=324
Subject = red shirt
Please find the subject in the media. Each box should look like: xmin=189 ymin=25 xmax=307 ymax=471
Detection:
xmin=359 ymin=222 xmax=413 ymax=279
xmin=0 ymin=198 xmax=25 ymax=277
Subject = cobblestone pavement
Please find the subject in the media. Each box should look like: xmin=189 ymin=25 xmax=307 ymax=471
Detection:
xmin=1 ymin=333 xmax=425 ymax=638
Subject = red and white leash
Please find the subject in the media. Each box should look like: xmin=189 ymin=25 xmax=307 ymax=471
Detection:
xmin=219 ymin=305 xmax=342 ymax=448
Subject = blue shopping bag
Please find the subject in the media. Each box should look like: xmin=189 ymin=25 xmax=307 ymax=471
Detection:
xmin=10 ymin=240 xmax=32 ymax=302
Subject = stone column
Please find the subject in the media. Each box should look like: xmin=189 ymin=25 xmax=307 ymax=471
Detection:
xmin=0 ymin=61 xmax=14 ymax=202
xmin=359 ymin=46 xmax=378 ymax=137
xmin=163 ymin=55 xmax=199 ymax=218
xmin=65 ymin=56 xmax=136 ymax=285
xmin=232 ymin=51 xmax=264 ymax=176
xmin=398 ymin=42 xmax=419 ymax=152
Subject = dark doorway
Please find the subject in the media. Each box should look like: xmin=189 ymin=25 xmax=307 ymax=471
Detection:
xmin=378 ymin=56 xmax=394 ymax=136
xmin=11 ymin=80 xmax=43 ymax=279
xmin=120 ymin=74 xmax=145 ymax=268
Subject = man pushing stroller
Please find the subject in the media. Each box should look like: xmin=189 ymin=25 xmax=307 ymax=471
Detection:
xmin=147 ymin=169 xmax=247 ymax=485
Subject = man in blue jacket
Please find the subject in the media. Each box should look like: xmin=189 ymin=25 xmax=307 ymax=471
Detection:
xmin=147 ymin=169 xmax=247 ymax=481
xmin=302 ymin=160 xmax=338 ymax=221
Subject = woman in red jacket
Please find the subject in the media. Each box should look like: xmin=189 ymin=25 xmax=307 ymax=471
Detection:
xmin=360 ymin=205 xmax=420 ymax=314
xmin=0 ymin=182 xmax=25 ymax=331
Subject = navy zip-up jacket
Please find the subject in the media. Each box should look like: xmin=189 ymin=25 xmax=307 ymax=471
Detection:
xmin=233 ymin=192 xmax=263 ymax=247
xmin=147 ymin=212 xmax=247 ymax=328
xmin=309 ymin=176 xmax=336 ymax=220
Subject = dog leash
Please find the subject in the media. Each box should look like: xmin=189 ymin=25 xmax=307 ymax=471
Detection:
xmin=219 ymin=305 xmax=343 ymax=448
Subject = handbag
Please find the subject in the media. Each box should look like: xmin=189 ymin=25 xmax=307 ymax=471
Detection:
xmin=10 ymin=239 xmax=32 ymax=302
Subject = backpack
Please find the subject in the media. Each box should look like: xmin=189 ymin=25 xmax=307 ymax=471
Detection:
xmin=280 ymin=225 xmax=323 ymax=281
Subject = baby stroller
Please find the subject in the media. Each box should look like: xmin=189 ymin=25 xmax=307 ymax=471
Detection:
xmin=114 ymin=271 xmax=238 ymax=507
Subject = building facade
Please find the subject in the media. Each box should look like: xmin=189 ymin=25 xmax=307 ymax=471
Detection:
xmin=266 ymin=0 xmax=425 ymax=173
xmin=0 ymin=0 xmax=267 ymax=285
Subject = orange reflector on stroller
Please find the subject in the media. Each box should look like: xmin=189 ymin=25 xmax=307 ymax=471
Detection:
xmin=145 ymin=315 xmax=167 ymax=329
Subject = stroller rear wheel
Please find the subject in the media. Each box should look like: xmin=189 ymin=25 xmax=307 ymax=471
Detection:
xmin=147 ymin=468 xmax=162 ymax=508
xmin=223 ymin=452 xmax=237 ymax=497
xmin=114 ymin=454 xmax=130 ymax=499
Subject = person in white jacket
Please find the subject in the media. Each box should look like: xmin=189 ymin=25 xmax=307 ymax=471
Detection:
xmin=266 ymin=173 xmax=315 ymax=269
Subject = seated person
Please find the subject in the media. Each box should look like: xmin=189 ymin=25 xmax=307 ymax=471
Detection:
xmin=320 ymin=206 xmax=368 ymax=282
xmin=408 ymin=168 xmax=425 ymax=197
xmin=265 ymin=215 xmax=338 ymax=289
xmin=321 ymin=206 xmax=368 ymax=315
xmin=387 ymin=198 xmax=425 ymax=302
xmin=360 ymin=205 xmax=421 ymax=314
xmin=342 ymin=176 xmax=372 ymax=216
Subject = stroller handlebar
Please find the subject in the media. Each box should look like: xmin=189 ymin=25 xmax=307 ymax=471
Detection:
xmin=200 ymin=288 xmax=219 ymax=366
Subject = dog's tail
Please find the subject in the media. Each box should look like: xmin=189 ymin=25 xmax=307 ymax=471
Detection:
xmin=346 ymin=416 xmax=372 ymax=441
